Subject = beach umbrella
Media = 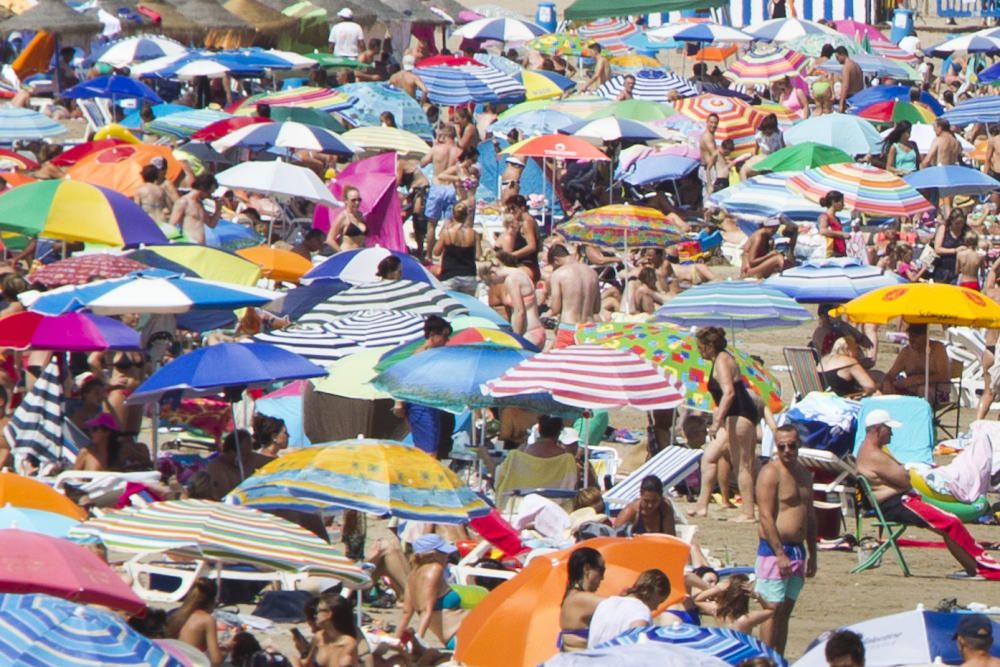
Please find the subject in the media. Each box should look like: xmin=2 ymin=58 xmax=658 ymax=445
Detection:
xmin=267 ymin=106 xmax=344 ymax=133
xmin=71 ymin=499 xmax=367 ymax=583
xmin=120 ymin=103 xmax=193 ymax=130
xmin=904 ymin=165 xmax=1000 ymax=197
xmin=128 ymin=244 xmax=262 ymax=286
xmin=556 ymin=204 xmax=682 ymax=250
xmin=943 ymin=95 xmax=1000 ymax=127
xmin=869 ymin=39 xmax=919 ymax=62
xmin=456 ymin=535 xmax=689 ymax=667
xmin=724 ymin=47 xmax=807 ymax=84
xmin=708 ymin=172 xmax=832 ymax=223
xmin=336 ymin=82 xmax=433 ymax=138
xmin=833 ymin=18 xmax=887 ymax=41
xmin=28 ymin=253 xmax=145 ymax=288
xmin=414 ymin=65 xmax=525 ymax=106
xmin=578 ymin=17 xmax=639 ymax=45
xmin=63 ymin=75 xmax=163 ymax=104
xmin=504 ymin=134 xmax=610 ymax=160
xmin=787 ymin=163 xmax=934 ymax=217
xmin=674 ymin=94 xmax=765 ymax=142
xmin=586 ymin=99 xmax=675 ymax=122
xmin=0 ymin=593 xmax=183 ymax=666
xmin=550 ymin=95 xmax=616 ymax=118
xmin=763 ymin=257 xmax=906 ymax=303
xmin=232 ymin=86 xmax=355 ymax=115
xmin=340 ymin=126 xmax=430 ymax=157
xmin=211 ymin=120 xmax=355 ymax=155
xmin=0 ymin=506 xmax=79 ymax=538
xmin=296 ymin=279 xmax=467 ymax=325
xmin=849 ymin=85 xmax=945 ymax=115
xmin=562 ymin=117 xmax=665 ymax=143
xmin=0 ymin=472 xmax=86 ymax=520
xmin=312 ymin=347 xmax=395 ymax=401
xmin=66 ymin=143 xmax=183 ymax=198
xmin=653 ymin=280 xmax=811 ymax=330
xmin=49 ymin=139 xmax=125 ymax=168
xmin=819 ymin=53 xmax=919 ymax=80
xmin=856 ymin=100 xmax=936 ymax=126
xmin=174 ymin=59 xmax=232 ymax=79
xmin=744 ymin=17 xmax=839 ymax=42
xmin=0 ymin=181 xmax=167 ymax=247
xmin=0 ymin=529 xmax=144 ymax=613
xmin=24 ymin=270 xmax=283 ymax=316
xmin=95 ymin=34 xmax=188 ymax=67
xmin=235 ymin=246 xmax=313 ymax=282
xmin=516 ymin=70 xmax=577 ymax=100
xmin=254 ymin=310 xmax=425 ymax=365
xmin=191 ymin=115 xmax=271 ymax=141
xmin=833 ymin=283 xmax=1000 ymax=327
xmin=228 ymin=439 xmax=491 ymax=522
xmin=490 ymin=108 xmax=579 ymax=137
xmin=603 ymin=625 xmax=787 ymax=666
xmin=255 ymin=380 xmax=311 ymax=447
xmin=276 ymin=279 xmax=350 ymax=321
xmin=547 ymin=644 xmax=729 ymax=666
xmin=753 ymin=142 xmax=852 ymax=172
xmin=792 ymin=609 xmax=1000 ymax=667
xmin=609 ymin=54 xmax=663 ymax=72
xmin=0 ymin=312 xmax=140 ymax=352
xmin=929 ymin=32 xmax=1000 ymax=55
xmin=577 ymin=321 xmax=784 ymax=413
xmin=305 ymin=247 xmax=437 ymax=285
xmin=215 ymin=160 xmax=338 ymax=205
xmin=527 ymin=33 xmax=602 ymax=57
xmin=786 ymin=32 xmax=860 ymax=57
xmin=647 ymin=22 xmax=752 ymax=43
xmin=0 ymin=148 xmax=38 ymax=170
xmin=453 ymin=16 xmax=547 ymax=41
xmin=0 ymin=108 xmax=66 ymax=141
xmin=784 ymin=113 xmax=882 ymax=155
xmin=618 ymin=154 xmax=699 ymax=186
xmin=596 ymin=69 xmax=697 ymax=101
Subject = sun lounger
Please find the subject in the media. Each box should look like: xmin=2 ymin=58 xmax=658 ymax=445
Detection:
xmin=604 ymin=446 xmax=703 ymax=511
xmin=52 ymin=470 xmax=162 ymax=508
xmin=797 ymin=447 xmax=857 ymax=526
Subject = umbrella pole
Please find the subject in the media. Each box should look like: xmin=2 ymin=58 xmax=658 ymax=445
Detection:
xmin=924 ymin=329 xmax=930 ymax=402
xmin=231 ymin=401 xmax=246 ymax=481
xmin=582 ymin=409 xmax=592 ymax=488
xmin=623 ymin=228 xmax=630 ymax=315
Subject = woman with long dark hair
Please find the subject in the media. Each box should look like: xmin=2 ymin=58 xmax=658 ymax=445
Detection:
xmin=882 ymin=120 xmax=920 ymax=176
xmin=558 ymin=547 xmax=605 ymax=652
xmin=818 ymin=190 xmax=848 ymax=258
xmin=166 ymin=578 xmax=223 ymax=666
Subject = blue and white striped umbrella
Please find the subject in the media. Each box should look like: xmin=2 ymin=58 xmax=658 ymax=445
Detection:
xmin=929 ymin=32 xmax=1000 ymax=55
xmin=597 ymin=70 xmax=696 ymax=101
xmin=763 ymin=257 xmax=906 ymax=303
xmin=2 ymin=360 xmax=78 ymax=465
xmin=95 ymin=35 xmax=188 ymax=68
xmin=146 ymin=108 xmax=232 ymax=139
xmin=0 ymin=108 xmax=66 ymax=141
xmin=305 ymin=248 xmax=439 ymax=286
xmin=336 ymin=82 xmax=434 ymax=139
xmin=211 ymin=120 xmax=356 ymax=156
xmin=562 ymin=116 xmax=666 ymax=142
xmin=708 ymin=172 xmax=833 ymax=224
xmin=654 ymin=280 xmax=811 ymax=330
xmin=601 ymin=624 xmax=787 ymax=667
xmin=452 ymin=17 xmax=548 ymax=42
xmin=943 ymin=95 xmax=1000 ymax=126
xmin=743 ymin=17 xmax=839 ymax=43
xmin=0 ymin=593 xmax=183 ymax=666
xmin=414 ymin=65 xmax=525 ymax=105
xmin=646 ymin=22 xmax=752 ymax=43
xmin=490 ymin=108 xmax=579 ymax=137
xmin=298 ymin=279 xmax=468 ymax=324
xmin=472 ymin=52 xmax=521 ymax=75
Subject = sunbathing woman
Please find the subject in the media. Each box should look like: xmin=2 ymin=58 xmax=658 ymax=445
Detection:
xmin=397 ymin=535 xmax=465 ymax=652
xmin=298 ymin=596 xmax=360 ymax=667
xmin=165 ymin=578 xmax=223 ymax=667
xmin=559 ymin=547 xmax=606 ymax=652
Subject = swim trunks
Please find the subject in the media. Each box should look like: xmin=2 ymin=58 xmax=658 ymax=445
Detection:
xmin=754 ymin=539 xmax=806 ymax=603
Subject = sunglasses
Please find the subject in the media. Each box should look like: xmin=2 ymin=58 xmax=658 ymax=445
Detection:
xmin=776 ymin=444 xmax=799 ymax=452
xmin=348 ymin=197 xmax=361 ymax=203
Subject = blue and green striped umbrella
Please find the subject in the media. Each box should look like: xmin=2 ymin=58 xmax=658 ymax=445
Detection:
xmin=601 ymin=624 xmax=787 ymax=667
xmin=147 ymin=109 xmax=232 ymax=138
xmin=0 ymin=593 xmax=183 ymax=666
xmin=653 ymin=280 xmax=811 ymax=330
xmin=0 ymin=108 xmax=66 ymax=141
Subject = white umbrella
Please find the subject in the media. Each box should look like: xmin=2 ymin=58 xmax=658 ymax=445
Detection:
xmin=882 ymin=124 xmax=974 ymax=153
xmin=744 ymin=17 xmax=839 ymax=42
xmin=215 ymin=160 xmax=337 ymax=206
xmin=646 ymin=22 xmax=752 ymax=43
xmin=97 ymin=35 xmax=188 ymax=68
xmin=174 ymin=59 xmax=230 ymax=79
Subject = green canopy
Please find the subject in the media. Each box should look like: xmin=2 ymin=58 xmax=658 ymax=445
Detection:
xmin=565 ymin=0 xmax=725 ymax=21
xmin=586 ymin=99 xmax=674 ymax=122
xmin=754 ymin=142 xmax=853 ymax=173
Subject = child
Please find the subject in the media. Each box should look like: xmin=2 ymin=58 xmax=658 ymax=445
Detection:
xmin=956 ymin=231 xmax=984 ymax=290
xmin=894 ymin=243 xmax=928 ymax=282
xmin=693 ymin=574 xmax=773 ymax=635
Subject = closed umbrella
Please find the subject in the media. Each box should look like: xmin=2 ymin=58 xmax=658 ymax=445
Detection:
xmin=788 ymin=163 xmax=934 ymax=218
xmin=763 ymin=257 xmax=906 ymax=303
xmin=784 ymin=113 xmax=882 ymax=155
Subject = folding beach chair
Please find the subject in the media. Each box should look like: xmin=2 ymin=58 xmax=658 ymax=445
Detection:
xmin=783 ymin=347 xmax=824 ymax=400
xmin=797 ymin=448 xmax=856 ymax=528
xmin=604 ymin=445 xmax=702 ymax=511
xmin=851 ymin=476 xmax=911 ymax=577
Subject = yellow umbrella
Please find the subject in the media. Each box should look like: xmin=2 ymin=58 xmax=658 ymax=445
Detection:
xmin=340 ymin=126 xmax=429 ymax=158
xmin=129 ymin=244 xmax=262 ymax=286
xmin=236 ymin=245 xmax=313 ymax=282
xmin=609 ymin=54 xmax=661 ymax=70
xmin=521 ymin=70 xmax=570 ymax=101
xmin=312 ymin=347 xmax=392 ymax=400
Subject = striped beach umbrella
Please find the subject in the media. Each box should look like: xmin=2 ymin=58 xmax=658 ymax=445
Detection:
xmin=414 ymin=65 xmax=524 ymax=105
xmin=0 ymin=593 xmax=184 ymax=666
xmin=232 ymin=86 xmax=355 ymax=115
xmin=452 ymin=16 xmax=547 ymax=41
xmin=870 ymin=39 xmax=918 ymax=62
xmin=674 ymin=94 xmax=765 ymax=141
xmin=305 ymin=248 xmax=438 ymax=285
xmin=724 ymin=47 xmax=806 ymax=84
xmin=787 ymin=163 xmax=934 ymax=217
xmin=482 ymin=344 xmax=685 ymax=411
xmin=709 ymin=172 xmax=831 ymax=223
xmin=602 ymin=624 xmax=788 ymax=667
xmin=597 ymin=69 xmax=697 ymax=101
xmin=229 ymin=440 xmax=491 ymax=523
xmin=146 ymin=108 xmax=232 ymax=138
xmin=744 ymin=17 xmax=839 ymax=43
xmin=562 ymin=117 xmax=665 ymax=142
xmin=929 ymin=32 xmax=1000 ymax=55
xmin=647 ymin=22 xmax=752 ymax=43
xmin=96 ymin=35 xmax=188 ymax=67
xmin=943 ymin=95 xmax=1000 ymax=127
xmin=578 ymin=17 xmax=638 ymax=44
xmin=340 ymin=126 xmax=430 ymax=157
xmin=556 ymin=204 xmax=682 ymax=249
xmin=653 ymin=280 xmax=812 ymax=330
xmin=856 ymin=99 xmax=936 ymax=124
xmin=297 ymin=279 xmax=468 ymax=324
xmin=71 ymin=500 xmax=368 ymax=584
xmin=255 ymin=310 xmax=426 ymax=365
xmin=211 ymin=120 xmax=355 ymax=155
xmin=0 ymin=108 xmax=66 ymax=141
xmin=764 ymin=257 xmax=906 ymax=303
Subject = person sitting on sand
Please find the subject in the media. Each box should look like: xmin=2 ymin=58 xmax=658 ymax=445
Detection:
xmin=166 ymin=578 xmax=223 ymax=667
xmin=741 ymin=218 xmax=788 ymax=279
xmin=587 ymin=569 xmax=671 ymax=648
xmin=559 ymin=547 xmax=605 ymax=652
xmin=693 ymin=573 xmax=774 ymax=635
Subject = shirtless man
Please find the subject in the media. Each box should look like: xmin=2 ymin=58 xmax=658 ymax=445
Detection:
xmin=954 ymin=616 xmax=1000 ymax=667
xmin=420 ymin=125 xmax=461 ymax=259
xmin=547 ymin=244 xmax=599 ymax=349
xmin=921 ymin=119 xmax=963 ymax=168
xmin=700 ymin=114 xmax=722 ymax=203
xmin=983 ymin=133 xmax=1000 ymax=180
xmin=835 ymin=47 xmax=863 ymax=112
xmin=291 ymin=228 xmax=325 ymax=260
xmin=388 ymin=55 xmax=429 ymax=102
xmin=133 ymin=164 xmax=173 ymax=223
xmin=856 ymin=410 xmax=1000 ymax=577
xmin=754 ymin=425 xmax=816 ymax=655
xmin=741 ymin=219 xmax=786 ymax=278
xmin=880 ymin=323 xmax=949 ymax=399
xmin=168 ymin=173 xmax=220 ymax=245
xmin=581 ymin=42 xmax=611 ymax=92
xmin=956 ymin=232 xmax=983 ymax=291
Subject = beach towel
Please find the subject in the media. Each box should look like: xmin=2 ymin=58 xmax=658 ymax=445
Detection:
xmin=4 ymin=359 xmax=78 ymax=468
xmin=922 ymin=420 xmax=1000 ymax=502
xmin=852 ymin=395 xmax=934 ymax=464
xmin=494 ymin=450 xmax=576 ymax=513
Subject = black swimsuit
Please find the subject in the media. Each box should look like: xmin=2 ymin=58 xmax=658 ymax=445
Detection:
xmin=708 ymin=352 xmax=759 ymax=422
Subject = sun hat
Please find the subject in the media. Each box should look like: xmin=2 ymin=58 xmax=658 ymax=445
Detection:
xmin=864 ymin=409 xmax=902 ymax=429
xmin=84 ymin=413 xmax=120 ymax=431
xmin=337 ymin=7 xmax=353 ymax=18
xmin=413 ymin=534 xmax=457 ymax=555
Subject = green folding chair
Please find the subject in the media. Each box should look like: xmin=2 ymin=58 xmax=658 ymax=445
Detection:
xmin=851 ymin=475 xmax=911 ymax=577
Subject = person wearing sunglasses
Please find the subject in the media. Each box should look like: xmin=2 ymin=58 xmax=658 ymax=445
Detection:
xmin=326 ymin=185 xmax=367 ymax=252
xmin=754 ymin=425 xmax=817 ymax=656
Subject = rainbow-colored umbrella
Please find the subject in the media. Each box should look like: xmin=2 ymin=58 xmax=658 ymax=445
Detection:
xmin=674 ymin=94 xmax=765 ymax=142
xmin=856 ymin=99 xmax=937 ymax=124
xmin=787 ymin=163 xmax=934 ymax=217
xmin=724 ymin=46 xmax=806 ymax=84
xmin=577 ymin=321 xmax=784 ymax=413
xmin=0 ymin=181 xmax=167 ymax=247
xmin=527 ymin=33 xmax=604 ymax=57
xmin=232 ymin=86 xmax=354 ymax=116
xmin=556 ymin=204 xmax=682 ymax=249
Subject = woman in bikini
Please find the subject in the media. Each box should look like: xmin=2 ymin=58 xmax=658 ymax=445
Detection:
xmin=107 ymin=348 xmax=146 ymax=436
xmin=558 ymin=547 xmax=605 ymax=652
xmin=165 ymin=578 xmax=223 ymax=666
xmin=300 ymin=596 xmax=360 ymax=667
xmin=396 ymin=534 xmax=464 ymax=652
xmin=817 ymin=336 xmax=878 ymax=398
xmin=480 ymin=252 xmax=546 ymax=349
xmin=327 ymin=186 xmax=367 ymax=252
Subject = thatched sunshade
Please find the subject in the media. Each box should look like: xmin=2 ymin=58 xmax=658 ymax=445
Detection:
xmin=0 ymin=0 xmax=101 ymax=37
xmin=223 ymin=0 xmax=296 ymax=35
xmin=306 ymin=0 xmax=405 ymax=26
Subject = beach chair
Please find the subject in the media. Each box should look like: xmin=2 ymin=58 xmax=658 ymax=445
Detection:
xmin=851 ymin=476 xmax=911 ymax=577
xmin=797 ymin=447 xmax=856 ymax=527
xmin=52 ymin=470 xmax=162 ymax=508
xmin=604 ymin=445 xmax=703 ymax=511
xmin=783 ymin=347 xmax=824 ymax=400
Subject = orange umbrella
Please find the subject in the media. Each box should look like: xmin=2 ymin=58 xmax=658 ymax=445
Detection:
xmin=692 ymin=45 xmax=738 ymax=62
xmin=236 ymin=245 xmax=313 ymax=282
xmin=454 ymin=535 xmax=688 ymax=667
xmin=0 ymin=472 xmax=86 ymax=520
xmin=2 ymin=173 xmax=38 ymax=189
xmin=66 ymin=143 xmax=182 ymax=197
xmin=503 ymin=134 xmax=610 ymax=161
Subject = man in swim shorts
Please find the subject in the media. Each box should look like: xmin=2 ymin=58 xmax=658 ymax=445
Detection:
xmin=546 ymin=244 xmax=599 ymax=349
xmin=755 ymin=425 xmax=817 ymax=654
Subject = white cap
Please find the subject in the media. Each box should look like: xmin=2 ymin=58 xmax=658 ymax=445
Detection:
xmin=402 ymin=54 xmax=415 ymax=70
xmin=526 ymin=426 xmax=580 ymax=446
xmin=337 ymin=7 xmax=353 ymax=18
xmin=864 ymin=409 xmax=902 ymax=429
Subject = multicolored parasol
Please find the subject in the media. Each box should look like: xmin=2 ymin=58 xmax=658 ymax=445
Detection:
xmin=673 ymin=94 xmax=765 ymax=141
xmin=724 ymin=47 xmax=806 ymax=84
xmin=787 ymin=163 xmax=934 ymax=217
xmin=232 ymin=86 xmax=355 ymax=116
xmin=503 ymin=134 xmax=610 ymax=160
xmin=556 ymin=204 xmax=683 ymax=249
xmin=527 ymin=33 xmax=604 ymax=57
xmin=0 ymin=312 xmax=140 ymax=352
xmin=855 ymin=99 xmax=937 ymax=124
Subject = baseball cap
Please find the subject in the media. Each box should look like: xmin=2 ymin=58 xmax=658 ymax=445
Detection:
xmin=337 ymin=7 xmax=353 ymax=18
xmin=402 ymin=54 xmax=415 ymax=71
xmin=864 ymin=409 xmax=902 ymax=429
xmin=412 ymin=534 xmax=457 ymax=556
xmin=953 ymin=614 xmax=993 ymax=640
xmin=84 ymin=412 xmax=120 ymax=431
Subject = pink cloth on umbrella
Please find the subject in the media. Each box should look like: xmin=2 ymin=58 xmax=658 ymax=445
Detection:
xmin=313 ymin=153 xmax=406 ymax=253
xmin=469 ymin=508 xmax=528 ymax=558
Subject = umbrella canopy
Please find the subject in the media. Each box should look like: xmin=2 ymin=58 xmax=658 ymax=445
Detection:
xmin=784 ymin=113 xmax=883 ymax=155
xmin=855 ymin=99 xmax=936 ymax=124
xmin=578 ymin=17 xmax=639 ymax=44
xmin=848 ymin=85 xmax=945 ymax=115
xmin=556 ymin=204 xmax=682 ymax=249
xmin=305 ymin=247 xmax=437 ymax=285
xmin=517 ymin=70 xmax=577 ymax=101
xmin=943 ymin=95 xmax=1000 ymax=127
xmin=0 ymin=472 xmax=85 ymax=519
xmin=66 ymin=143 xmax=183 ymax=198
xmin=191 ymin=115 xmax=271 ymax=141
xmin=527 ymin=33 xmax=603 ymax=57
xmin=787 ymin=163 xmax=933 ymax=218
xmin=708 ymin=172 xmax=832 ymax=224
xmin=232 ymin=86 xmax=355 ymax=115
xmin=0 ymin=0 xmax=101 ymax=37
xmin=653 ymin=280 xmax=811 ymax=330
xmin=490 ymin=108 xmax=579 ymax=137
xmin=129 ymin=342 xmax=325 ymax=403
xmin=504 ymin=134 xmax=609 ymax=160
xmin=24 ymin=270 xmax=283 ymax=316
xmin=215 ymin=160 xmax=337 ymax=205
xmin=724 ymin=47 xmax=806 ymax=84
xmin=228 ymin=439 xmax=491 ymax=522
xmin=753 ymin=142 xmax=852 ymax=172
xmin=603 ymin=625 xmax=787 ymax=666
xmin=786 ymin=31 xmax=859 ymax=56
xmin=0 ymin=529 xmax=144 ymax=613
xmin=0 ymin=312 xmax=140 ymax=352
xmin=128 ymin=245 xmax=262 ymax=286
xmin=0 ymin=181 xmax=167 ymax=247
xmin=904 ymin=165 xmax=1000 ymax=197
xmin=340 ymin=126 xmax=430 ymax=157
xmin=70 ymin=499 xmax=368 ymax=584
xmin=0 ymin=108 xmax=66 ymax=141
xmin=674 ymin=95 xmax=765 ymax=142
xmin=96 ymin=34 xmax=188 ymax=67
xmin=414 ymin=65 xmax=525 ymax=106
xmin=0 ymin=506 xmax=79 ymax=538
xmin=0 ymin=593 xmax=183 ymax=666
xmin=211 ymin=120 xmax=355 ymax=155
xmin=646 ymin=22 xmax=751 ymax=43
xmin=619 ymin=154 xmax=699 ymax=186
xmin=831 ymin=283 xmax=1000 ymax=327
xmin=818 ymin=53 xmax=918 ymax=80
xmin=547 ymin=644 xmax=729 ymax=666
xmin=0 ymin=148 xmax=38 ymax=171
xmin=63 ymin=75 xmax=162 ymax=104
xmin=833 ymin=18 xmax=886 ymax=41
xmin=453 ymin=16 xmax=547 ymax=41
xmin=456 ymin=535 xmax=690 ymax=667
xmin=269 ymin=106 xmax=345 ymax=132
xmin=763 ymin=257 xmax=906 ymax=303
xmin=336 ymin=82 xmax=433 ymax=138
xmin=297 ymin=279 xmax=468 ymax=324
xmin=120 ymin=103 xmax=193 ymax=130
xmin=744 ymin=17 xmax=839 ymax=42
xmin=562 ymin=117 xmax=664 ymax=143
xmin=929 ymin=32 xmax=1000 ymax=55
xmin=586 ymin=99 xmax=674 ymax=122
xmin=482 ymin=344 xmax=684 ymax=411
xmin=235 ymin=246 xmax=313 ymax=282
xmin=28 ymin=253 xmax=146 ymax=288
xmin=596 ymin=70 xmax=697 ymax=101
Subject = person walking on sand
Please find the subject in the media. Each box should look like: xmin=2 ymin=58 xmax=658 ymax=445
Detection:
xmin=754 ymin=425 xmax=817 ymax=655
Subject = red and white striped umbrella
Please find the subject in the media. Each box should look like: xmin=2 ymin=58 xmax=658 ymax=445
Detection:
xmin=481 ymin=344 xmax=684 ymax=411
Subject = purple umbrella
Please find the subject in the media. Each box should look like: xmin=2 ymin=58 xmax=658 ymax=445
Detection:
xmin=0 ymin=312 xmax=140 ymax=352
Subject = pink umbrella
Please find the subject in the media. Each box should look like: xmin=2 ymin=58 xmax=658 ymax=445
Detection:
xmin=833 ymin=19 xmax=887 ymax=42
xmin=0 ymin=529 xmax=146 ymax=613
xmin=29 ymin=253 xmax=146 ymax=288
xmin=0 ymin=311 xmax=140 ymax=352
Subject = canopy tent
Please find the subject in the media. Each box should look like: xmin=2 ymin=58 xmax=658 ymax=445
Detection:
xmin=565 ymin=0 xmax=725 ymax=20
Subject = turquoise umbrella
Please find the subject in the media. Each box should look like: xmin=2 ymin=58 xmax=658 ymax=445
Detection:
xmin=337 ymin=82 xmax=434 ymax=139
xmin=0 ymin=505 xmax=79 ymax=538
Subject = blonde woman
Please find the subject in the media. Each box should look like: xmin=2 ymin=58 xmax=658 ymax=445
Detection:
xmin=327 ymin=185 xmax=367 ymax=251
